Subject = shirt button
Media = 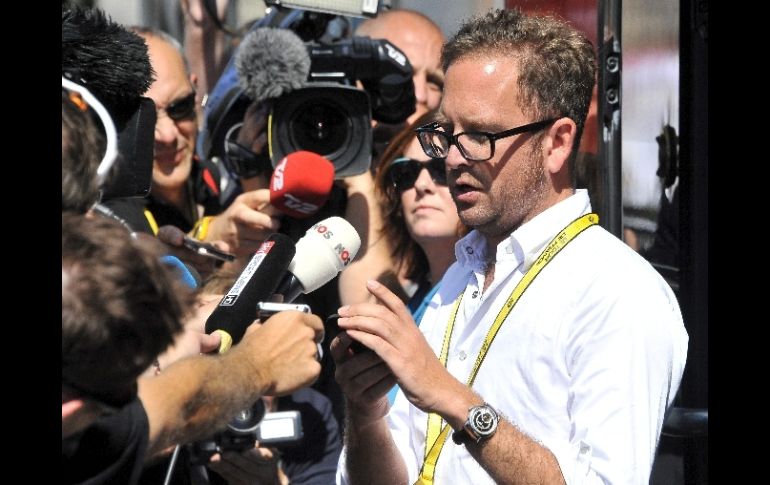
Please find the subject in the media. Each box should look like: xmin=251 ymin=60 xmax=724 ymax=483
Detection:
xmin=458 ymin=350 xmax=467 ymax=361
xmin=471 ymin=290 xmax=479 ymax=298
xmin=465 ymin=246 xmax=474 ymax=255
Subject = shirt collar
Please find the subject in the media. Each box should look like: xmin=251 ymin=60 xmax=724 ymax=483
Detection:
xmin=454 ymin=189 xmax=592 ymax=272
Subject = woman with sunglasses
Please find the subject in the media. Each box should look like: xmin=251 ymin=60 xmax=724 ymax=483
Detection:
xmin=341 ymin=110 xmax=465 ymax=336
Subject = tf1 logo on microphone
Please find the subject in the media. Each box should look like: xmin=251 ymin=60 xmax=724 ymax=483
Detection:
xmin=312 ymin=223 xmax=352 ymax=266
xmin=283 ymin=193 xmax=319 ymax=215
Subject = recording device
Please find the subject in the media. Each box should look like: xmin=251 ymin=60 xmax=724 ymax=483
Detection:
xmin=264 ymin=0 xmax=379 ymax=18
xmin=189 ymin=401 xmax=303 ymax=465
xmin=205 ymin=233 xmax=296 ymax=353
xmin=62 ymin=6 xmax=156 ymax=199
xmin=257 ymin=301 xmax=311 ymax=320
xmin=269 ymin=151 xmax=335 ymax=218
xmin=326 ymin=313 xmax=369 ymax=354
xmin=202 ymin=8 xmax=415 ymax=179
xmin=100 ymin=97 xmax=156 ymax=199
xmin=274 ymin=216 xmax=362 ymax=302
xmin=260 ymin=31 xmax=415 ymax=177
xmin=182 ymin=236 xmax=236 ymax=262
xmin=221 ymin=404 xmax=303 ymax=451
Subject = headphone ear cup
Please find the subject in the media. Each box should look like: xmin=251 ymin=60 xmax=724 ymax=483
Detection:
xmin=101 ymin=97 xmax=156 ymax=199
xmin=62 ymin=76 xmax=119 ymax=188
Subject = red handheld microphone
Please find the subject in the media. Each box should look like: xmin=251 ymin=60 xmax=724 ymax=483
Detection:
xmin=269 ymin=151 xmax=335 ymax=218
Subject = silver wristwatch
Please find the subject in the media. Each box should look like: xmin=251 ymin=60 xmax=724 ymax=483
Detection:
xmin=452 ymin=403 xmax=499 ymax=445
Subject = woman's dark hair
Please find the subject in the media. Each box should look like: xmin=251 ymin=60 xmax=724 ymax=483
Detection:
xmin=374 ymin=111 xmax=465 ymax=282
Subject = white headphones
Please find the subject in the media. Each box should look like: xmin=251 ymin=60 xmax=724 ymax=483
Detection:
xmin=62 ymin=76 xmax=118 ymax=188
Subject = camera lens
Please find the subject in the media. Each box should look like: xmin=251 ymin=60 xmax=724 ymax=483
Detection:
xmin=289 ymin=101 xmax=349 ymax=156
xmin=269 ymin=83 xmax=372 ymax=178
xmin=226 ymin=398 xmax=266 ymax=434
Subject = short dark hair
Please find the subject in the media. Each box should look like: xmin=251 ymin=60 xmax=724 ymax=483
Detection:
xmin=62 ymin=213 xmax=189 ymax=406
xmin=442 ymin=8 xmax=597 ymax=158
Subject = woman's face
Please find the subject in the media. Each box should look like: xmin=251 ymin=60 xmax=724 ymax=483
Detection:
xmin=399 ymin=137 xmax=461 ymax=245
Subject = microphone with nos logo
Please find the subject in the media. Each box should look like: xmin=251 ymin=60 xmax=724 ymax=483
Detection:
xmin=269 ymin=150 xmax=335 ymax=218
xmin=205 ymin=233 xmax=296 ymax=353
xmin=275 ymin=216 xmax=362 ymax=302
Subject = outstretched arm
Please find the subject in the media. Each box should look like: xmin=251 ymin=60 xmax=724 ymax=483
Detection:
xmin=139 ymin=310 xmax=323 ymax=457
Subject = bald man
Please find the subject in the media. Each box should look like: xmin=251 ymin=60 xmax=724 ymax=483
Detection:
xmin=356 ymin=9 xmax=445 ymax=124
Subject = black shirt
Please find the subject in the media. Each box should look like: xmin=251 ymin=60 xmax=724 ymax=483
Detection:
xmin=63 ymin=398 xmax=149 ymax=485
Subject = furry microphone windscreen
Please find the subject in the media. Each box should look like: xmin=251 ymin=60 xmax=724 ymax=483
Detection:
xmin=62 ymin=5 xmax=155 ymax=126
xmin=235 ymin=27 xmax=311 ymax=104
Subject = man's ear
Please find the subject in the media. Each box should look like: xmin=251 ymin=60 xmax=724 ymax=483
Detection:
xmin=543 ymin=117 xmax=577 ymax=175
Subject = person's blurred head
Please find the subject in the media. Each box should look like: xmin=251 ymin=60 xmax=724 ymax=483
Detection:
xmin=375 ymin=110 xmax=463 ymax=281
xmin=356 ymin=9 xmax=445 ymax=124
xmin=132 ymin=28 xmax=199 ymax=204
xmin=62 ymin=88 xmax=105 ymax=213
xmin=62 ymin=213 xmax=190 ymax=437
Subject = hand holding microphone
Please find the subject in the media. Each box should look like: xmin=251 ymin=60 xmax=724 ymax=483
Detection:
xmin=204 ymin=217 xmax=362 ymax=353
xmin=205 ymin=233 xmax=296 ymax=353
xmin=203 ymin=151 xmax=335 ymax=258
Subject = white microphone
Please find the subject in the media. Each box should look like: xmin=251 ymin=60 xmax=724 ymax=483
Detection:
xmin=275 ymin=216 xmax=362 ymax=302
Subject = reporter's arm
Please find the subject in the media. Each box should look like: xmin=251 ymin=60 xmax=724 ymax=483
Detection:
xmin=139 ymin=310 xmax=323 ymax=457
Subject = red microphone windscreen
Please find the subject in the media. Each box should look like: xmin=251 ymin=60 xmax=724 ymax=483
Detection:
xmin=269 ymin=150 xmax=335 ymax=218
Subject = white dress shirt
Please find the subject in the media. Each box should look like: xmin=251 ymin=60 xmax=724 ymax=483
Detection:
xmin=337 ymin=189 xmax=688 ymax=485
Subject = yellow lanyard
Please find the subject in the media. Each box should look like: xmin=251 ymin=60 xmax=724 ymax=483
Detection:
xmin=414 ymin=213 xmax=598 ymax=485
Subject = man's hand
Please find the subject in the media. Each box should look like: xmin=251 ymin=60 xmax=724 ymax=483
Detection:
xmin=208 ymin=444 xmax=287 ymax=485
xmin=156 ymin=225 xmax=231 ymax=280
xmin=203 ymin=189 xmax=282 ymax=258
xmin=238 ymin=311 xmax=324 ymax=396
xmin=336 ymin=280 xmax=466 ymax=414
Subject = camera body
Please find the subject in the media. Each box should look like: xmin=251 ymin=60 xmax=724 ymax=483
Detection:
xmin=201 ymin=8 xmax=415 ymax=181
xmin=220 ymin=407 xmax=304 ymax=452
xmin=189 ymin=400 xmax=304 ymax=465
xmin=268 ymin=36 xmax=415 ymax=178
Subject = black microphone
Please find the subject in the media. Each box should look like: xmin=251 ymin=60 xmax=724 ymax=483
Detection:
xmin=205 ymin=233 xmax=296 ymax=353
xmin=275 ymin=217 xmax=362 ymax=302
xmin=235 ymin=27 xmax=311 ymax=104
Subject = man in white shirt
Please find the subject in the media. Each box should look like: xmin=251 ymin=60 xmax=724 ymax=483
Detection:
xmin=331 ymin=8 xmax=688 ymax=485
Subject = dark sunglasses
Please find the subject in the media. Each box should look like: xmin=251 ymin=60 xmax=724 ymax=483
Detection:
xmin=161 ymin=91 xmax=197 ymax=122
xmin=386 ymin=157 xmax=447 ymax=193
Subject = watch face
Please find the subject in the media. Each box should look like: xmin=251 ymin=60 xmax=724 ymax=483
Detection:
xmin=470 ymin=405 xmax=498 ymax=436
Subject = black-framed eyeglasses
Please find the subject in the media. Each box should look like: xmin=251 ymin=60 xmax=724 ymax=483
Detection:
xmin=386 ymin=157 xmax=447 ymax=193
xmin=415 ymin=118 xmax=559 ymax=162
xmin=159 ymin=91 xmax=197 ymax=122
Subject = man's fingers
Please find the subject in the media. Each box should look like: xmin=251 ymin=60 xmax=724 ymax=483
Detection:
xmin=365 ymin=279 xmax=412 ymax=319
xmin=199 ymin=332 xmax=221 ymax=354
